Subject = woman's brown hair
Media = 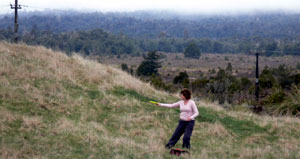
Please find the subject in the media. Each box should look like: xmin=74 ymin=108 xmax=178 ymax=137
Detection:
xmin=180 ymin=88 xmax=191 ymax=100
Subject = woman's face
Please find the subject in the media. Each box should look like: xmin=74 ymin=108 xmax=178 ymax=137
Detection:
xmin=180 ymin=94 xmax=186 ymax=100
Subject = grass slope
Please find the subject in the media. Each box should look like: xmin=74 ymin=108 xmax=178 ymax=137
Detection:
xmin=0 ymin=42 xmax=300 ymax=159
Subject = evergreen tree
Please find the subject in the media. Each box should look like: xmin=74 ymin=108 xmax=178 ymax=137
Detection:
xmin=136 ymin=51 xmax=161 ymax=76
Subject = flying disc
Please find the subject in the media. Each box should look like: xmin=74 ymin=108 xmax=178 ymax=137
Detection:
xmin=149 ymin=101 xmax=159 ymax=104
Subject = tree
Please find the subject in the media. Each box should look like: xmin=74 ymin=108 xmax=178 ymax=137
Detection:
xmin=226 ymin=63 xmax=233 ymax=74
xmin=136 ymin=51 xmax=161 ymax=76
xmin=184 ymin=43 xmax=201 ymax=59
xmin=213 ymin=42 xmax=223 ymax=53
xmin=183 ymin=30 xmax=189 ymax=39
xmin=265 ymin=41 xmax=278 ymax=56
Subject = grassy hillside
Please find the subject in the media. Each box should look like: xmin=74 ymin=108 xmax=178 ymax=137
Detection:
xmin=1 ymin=42 xmax=300 ymax=159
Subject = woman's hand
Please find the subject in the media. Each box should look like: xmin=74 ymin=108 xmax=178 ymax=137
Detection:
xmin=156 ymin=103 xmax=160 ymax=106
xmin=186 ymin=117 xmax=192 ymax=121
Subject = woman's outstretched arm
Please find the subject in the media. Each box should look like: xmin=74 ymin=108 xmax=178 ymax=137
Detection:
xmin=158 ymin=101 xmax=180 ymax=108
xmin=190 ymin=101 xmax=199 ymax=120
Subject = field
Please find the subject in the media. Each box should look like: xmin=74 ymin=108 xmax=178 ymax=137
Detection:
xmin=1 ymin=42 xmax=300 ymax=158
xmin=97 ymin=52 xmax=300 ymax=82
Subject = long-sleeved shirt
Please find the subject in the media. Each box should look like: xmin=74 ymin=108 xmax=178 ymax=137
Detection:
xmin=159 ymin=100 xmax=199 ymax=121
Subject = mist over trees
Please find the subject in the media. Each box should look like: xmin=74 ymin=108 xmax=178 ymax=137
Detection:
xmin=1 ymin=11 xmax=300 ymax=56
xmin=1 ymin=11 xmax=300 ymax=39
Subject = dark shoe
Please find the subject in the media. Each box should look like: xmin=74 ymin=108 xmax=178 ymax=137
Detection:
xmin=170 ymin=148 xmax=189 ymax=156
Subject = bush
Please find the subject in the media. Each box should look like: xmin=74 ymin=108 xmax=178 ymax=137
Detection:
xmin=228 ymin=77 xmax=242 ymax=93
xmin=297 ymin=63 xmax=300 ymax=70
xmin=259 ymin=67 xmax=277 ymax=89
xmin=267 ymin=87 xmax=300 ymax=116
xmin=293 ymin=74 xmax=300 ymax=85
xmin=191 ymin=78 xmax=209 ymax=91
xmin=208 ymin=79 xmax=230 ymax=104
xmin=211 ymin=69 xmax=216 ymax=74
xmin=267 ymin=65 xmax=293 ymax=89
xmin=173 ymin=71 xmax=189 ymax=85
xmin=121 ymin=63 xmax=129 ymax=72
xmin=226 ymin=63 xmax=233 ymax=73
xmin=265 ymin=88 xmax=286 ymax=104
xmin=215 ymin=68 xmax=226 ymax=81
xmin=182 ymin=78 xmax=190 ymax=88
xmin=241 ymin=77 xmax=252 ymax=89
xmin=150 ymin=74 xmax=173 ymax=91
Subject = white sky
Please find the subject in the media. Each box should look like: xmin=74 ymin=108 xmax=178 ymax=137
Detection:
xmin=0 ymin=0 xmax=300 ymax=14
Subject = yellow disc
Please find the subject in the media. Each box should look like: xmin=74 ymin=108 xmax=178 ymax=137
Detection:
xmin=149 ymin=101 xmax=158 ymax=104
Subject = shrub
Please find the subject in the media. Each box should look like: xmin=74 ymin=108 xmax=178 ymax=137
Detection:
xmin=241 ymin=77 xmax=252 ymax=89
xmin=267 ymin=87 xmax=300 ymax=116
xmin=293 ymin=74 xmax=300 ymax=85
xmin=272 ymin=65 xmax=293 ymax=89
xmin=259 ymin=67 xmax=277 ymax=89
xmin=182 ymin=78 xmax=190 ymax=88
xmin=173 ymin=71 xmax=189 ymax=85
xmin=265 ymin=88 xmax=286 ymax=104
xmin=150 ymin=74 xmax=172 ymax=91
xmin=211 ymin=69 xmax=216 ymax=74
xmin=191 ymin=78 xmax=209 ymax=91
xmin=226 ymin=63 xmax=233 ymax=73
xmin=297 ymin=63 xmax=300 ymax=70
xmin=121 ymin=63 xmax=129 ymax=72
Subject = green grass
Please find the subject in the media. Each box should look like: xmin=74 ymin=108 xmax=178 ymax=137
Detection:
xmin=111 ymin=86 xmax=158 ymax=102
xmin=198 ymin=107 xmax=276 ymax=140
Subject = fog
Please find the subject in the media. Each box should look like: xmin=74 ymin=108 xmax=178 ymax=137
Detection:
xmin=0 ymin=0 xmax=300 ymax=15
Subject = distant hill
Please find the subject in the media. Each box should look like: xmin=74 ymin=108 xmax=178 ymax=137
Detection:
xmin=1 ymin=11 xmax=300 ymax=55
xmin=0 ymin=42 xmax=300 ymax=158
xmin=0 ymin=11 xmax=300 ymax=39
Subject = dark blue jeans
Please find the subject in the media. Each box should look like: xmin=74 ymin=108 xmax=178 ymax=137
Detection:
xmin=165 ymin=120 xmax=195 ymax=149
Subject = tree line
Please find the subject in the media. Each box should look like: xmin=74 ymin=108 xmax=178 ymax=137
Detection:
xmin=1 ymin=28 xmax=300 ymax=56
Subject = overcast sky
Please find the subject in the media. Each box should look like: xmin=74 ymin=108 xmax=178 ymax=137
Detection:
xmin=0 ymin=0 xmax=300 ymax=14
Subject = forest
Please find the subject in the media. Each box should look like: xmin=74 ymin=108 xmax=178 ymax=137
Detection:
xmin=1 ymin=28 xmax=300 ymax=56
xmin=1 ymin=11 xmax=300 ymax=55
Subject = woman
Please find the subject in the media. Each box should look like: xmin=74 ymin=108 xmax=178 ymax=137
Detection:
xmin=157 ymin=89 xmax=199 ymax=149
